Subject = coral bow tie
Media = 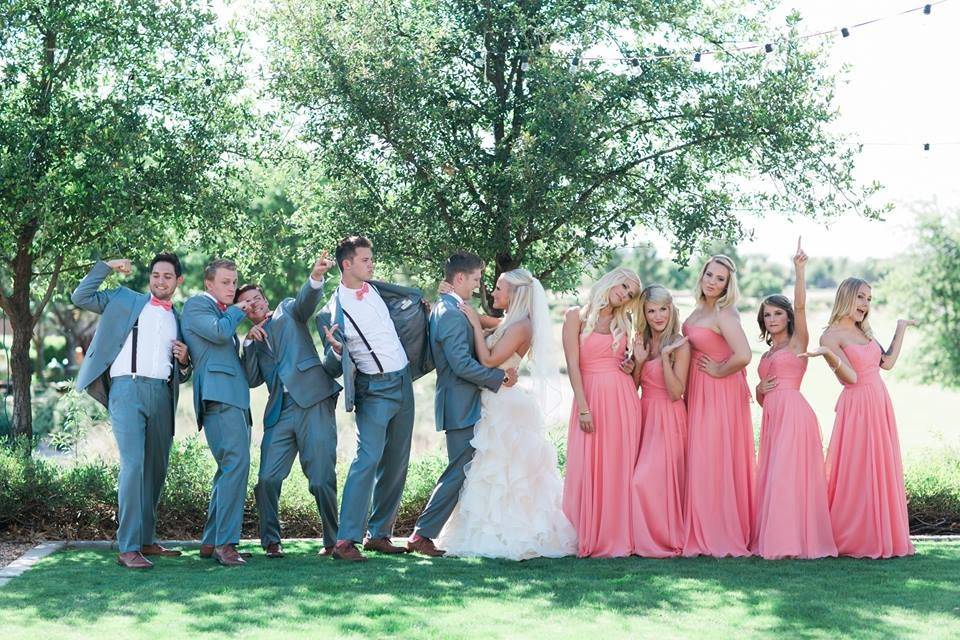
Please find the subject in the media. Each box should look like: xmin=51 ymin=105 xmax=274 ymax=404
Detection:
xmin=150 ymin=296 xmax=173 ymax=312
xmin=216 ymin=301 xmax=228 ymax=312
xmin=356 ymin=282 xmax=370 ymax=301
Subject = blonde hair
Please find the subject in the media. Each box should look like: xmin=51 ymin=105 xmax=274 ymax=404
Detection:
xmin=579 ymin=267 xmax=642 ymax=353
xmin=489 ymin=269 xmax=536 ymax=347
xmin=693 ymin=254 xmax=739 ymax=309
xmin=828 ymin=277 xmax=874 ymax=339
xmin=637 ymin=284 xmax=682 ymax=358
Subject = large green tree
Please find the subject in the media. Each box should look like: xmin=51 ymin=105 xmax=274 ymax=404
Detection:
xmin=268 ymin=0 xmax=881 ymax=306
xmin=0 ymin=0 xmax=255 ymax=441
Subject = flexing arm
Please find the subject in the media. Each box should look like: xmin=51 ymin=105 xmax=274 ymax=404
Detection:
xmin=71 ymin=260 xmax=125 ymax=313
xmin=437 ymin=312 xmax=505 ymax=391
xmin=182 ymin=298 xmax=246 ymax=345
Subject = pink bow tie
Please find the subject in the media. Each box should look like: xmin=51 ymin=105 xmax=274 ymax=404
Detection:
xmin=215 ymin=300 xmax=228 ymax=312
xmin=150 ymin=296 xmax=173 ymax=312
xmin=356 ymin=282 xmax=370 ymax=301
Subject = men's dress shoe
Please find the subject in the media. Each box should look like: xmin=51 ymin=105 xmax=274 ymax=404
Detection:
xmin=141 ymin=544 xmax=182 ymax=557
xmin=117 ymin=551 xmax=153 ymax=569
xmin=200 ymin=544 xmax=251 ymax=559
xmin=213 ymin=545 xmax=247 ymax=566
xmin=406 ymin=536 xmax=445 ymax=557
xmin=318 ymin=546 xmax=335 ymax=557
xmin=363 ymin=537 xmax=408 ymax=554
xmin=264 ymin=543 xmax=285 ymax=559
xmin=332 ymin=542 xmax=367 ymax=562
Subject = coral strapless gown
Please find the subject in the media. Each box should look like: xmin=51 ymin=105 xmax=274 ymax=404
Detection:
xmin=752 ymin=349 xmax=837 ymax=559
xmin=826 ymin=341 xmax=914 ymax=558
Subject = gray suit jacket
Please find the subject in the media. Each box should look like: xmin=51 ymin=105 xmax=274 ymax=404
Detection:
xmin=242 ymin=280 xmax=341 ymax=428
xmin=316 ymin=280 xmax=431 ymax=412
xmin=72 ymin=261 xmax=190 ymax=422
xmin=181 ymin=293 xmax=250 ymax=428
xmin=429 ymin=293 xmax=504 ymax=431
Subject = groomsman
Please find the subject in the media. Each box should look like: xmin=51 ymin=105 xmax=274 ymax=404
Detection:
xmin=181 ymin=259 xmax=252 ymax=566
xmin=237 ymin=253 xmax=341 ymax=558
xmin=317 ymin=236 xmax=423 ymax=561
xmin=408 ymin=251 xmax=516 ymax=556
xmin=72 ymin=254 xmax=191 ymax=569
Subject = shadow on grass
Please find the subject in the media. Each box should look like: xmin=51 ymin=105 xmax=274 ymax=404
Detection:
xmin=0 ymin=542 xmax=958 ymax=638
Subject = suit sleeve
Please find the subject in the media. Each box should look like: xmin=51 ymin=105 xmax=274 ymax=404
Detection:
xmin=242 ymin=343 xmax=265 ymax=388
xmin=71 ymin=261 xmax=121 ymax=314
xmin=291 ymin=280 xmax=325 ymax=325
xmin=437 ymin=312 xmax=505 ymax=392
xmin=316 ymin=314 xmax=344 ymax=378
xmin=182 ymin=298 xmax=246 ymax=345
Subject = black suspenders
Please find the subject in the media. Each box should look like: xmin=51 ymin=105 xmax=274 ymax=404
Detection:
xmin=340 ymin=302 xmax=385 ymax=374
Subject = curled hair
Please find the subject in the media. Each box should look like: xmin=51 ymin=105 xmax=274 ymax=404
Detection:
xmin=579 ymin=267 xmax=642 ymax=354
xmin=637 ymin=284 xmax=682 ymax=357
xmin=693 ymin=255 xmax=739 ymax=309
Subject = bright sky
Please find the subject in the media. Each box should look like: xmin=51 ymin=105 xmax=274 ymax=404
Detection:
xmin=733 ymin=0 xmax=960 ymax=261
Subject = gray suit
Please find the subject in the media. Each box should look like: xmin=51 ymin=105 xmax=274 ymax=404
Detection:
xmin=72 ymin=260 xmax=189 ymax=553
xmin=242 ymin=280 xmax=341 ymax=548
xmin=413 ymin=293 xmax=505 ymax=539
xmin=181 ymin=294 xmax=251 ymax=547
xmin=315 ymin=281 xmax=425 ymax=543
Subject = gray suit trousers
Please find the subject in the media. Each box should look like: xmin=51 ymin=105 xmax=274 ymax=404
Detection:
xmin=413 ymin=426 xmax=476 ymax=539
xmin=201 ymin=402 xmax=251 ymax=547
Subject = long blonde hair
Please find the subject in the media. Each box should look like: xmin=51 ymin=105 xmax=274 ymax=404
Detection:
xmin=489 ymin=269 xmax=537 ymax=347
xmin=828 ymin=277 xmax=874 ymax=339
xmin=637 ymin=284 xmax=682 ymax=356
xmin=580 ymin=267 xmax=642 ymax=353
xmin=693 ymin=254 xmax=740 ymax=309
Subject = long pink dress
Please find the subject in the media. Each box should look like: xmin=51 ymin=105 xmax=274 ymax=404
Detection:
xmin=752 ymin=349 xmax=837 ymax=559
xmin=826 ymin=341 xmax=915 ymax=558
xmin=631 ymin=358 xmax=687 ymax=557
xmin=681 ymin=323 xmax=755 ymax=557
xmin=563 ymin=331 xmax=642 ymax=557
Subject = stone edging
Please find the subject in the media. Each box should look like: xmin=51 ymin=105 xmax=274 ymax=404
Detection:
xmin=2 ymin=535 xmax=959 ymax=588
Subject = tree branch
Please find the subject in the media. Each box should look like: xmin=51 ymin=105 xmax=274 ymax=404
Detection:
xmin=31 ymin=254 xmax=64 ymax=324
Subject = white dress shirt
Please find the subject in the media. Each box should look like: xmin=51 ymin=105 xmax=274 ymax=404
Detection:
xmin=337 ymin=282 xmax=408 ymax=375
xmin=110 ymin=300 xmax=177 ymax=380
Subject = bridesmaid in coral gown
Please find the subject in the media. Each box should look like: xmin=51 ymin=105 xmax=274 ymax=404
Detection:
xmin=804 ymin=277 xmax=917 ymax=558
xmin=681 ymin=255 xmax=755 ymax=558
xmin=562 ymin=267 xmax=643 ymax=557
xmin=751 ymin=239 xmax=837 ymax=559
xmin=630 ymin=285 xmax=690 ymax=557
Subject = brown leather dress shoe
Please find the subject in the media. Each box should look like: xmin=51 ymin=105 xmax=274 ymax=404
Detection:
xmin=363 ymin=537 xmax=408 ymax=554
xmin=117 ymin=551 xmax=153 ymax=569
xmin=213 ymin=545 xmax=247 ymax=566
xmin=332 ymin=541 xmax=367 ymax=562
xmin=318 ymin=545 xmax=335 ymax=557
xmin=264 ymin=542 xmax=285 ymax=559
xmin=141 ymin=544 xmax=182 ymax=557
xmin=406 ymin=536 xmax=445 ymax=557
xmin=200 ymin=544 xmax=252 ymax=559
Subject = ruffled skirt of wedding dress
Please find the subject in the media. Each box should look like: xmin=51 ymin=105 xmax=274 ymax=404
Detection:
xmin=436 ymin=386 xmax=578 ymax=560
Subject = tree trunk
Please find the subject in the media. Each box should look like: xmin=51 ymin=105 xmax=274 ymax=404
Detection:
xmin=9 ymin=313 xmax=35 ymax=444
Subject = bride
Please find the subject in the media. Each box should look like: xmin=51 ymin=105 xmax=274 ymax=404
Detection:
xmin=435 ymin=268 xmax=577 ymax=560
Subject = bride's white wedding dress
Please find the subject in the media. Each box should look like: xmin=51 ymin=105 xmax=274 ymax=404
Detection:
xmin=436 ymin=349 xmax=577 ymax=560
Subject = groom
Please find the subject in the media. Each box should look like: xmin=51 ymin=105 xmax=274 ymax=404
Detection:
xmin=407 ymin=251 xmax=518 ymax=556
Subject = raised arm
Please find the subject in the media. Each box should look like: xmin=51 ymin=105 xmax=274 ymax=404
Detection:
xmin=437 ymin=312 xmax=505 ymax=391
xmin=880 ymin=320 xmax=917 ymax=370
xmin=292 ymin=253 xmax=335 ymax=323
xmin=71 ymin=260 xmax=129 ymax=314
xmin=791 ymin=238 xmax=810 ymax=352
xmin=182 ymin=298 xmax=247 ymax=345
xmin=562 ymin=307 xmax=594 ymax=433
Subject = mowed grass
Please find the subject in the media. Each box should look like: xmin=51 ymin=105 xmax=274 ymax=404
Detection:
xmin=1 ymin=541 xmax=959 ymax=639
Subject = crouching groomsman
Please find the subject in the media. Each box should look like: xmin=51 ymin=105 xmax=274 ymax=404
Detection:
xmin=181 ymin=259 xmax=252 ymax=566
xmin=317 ymin=236 xmax=433 ymax=561
xmin=236 ymin=252 xmax=341 ymax=558
xmin=72 ymin=254 xmax=191 ymax=569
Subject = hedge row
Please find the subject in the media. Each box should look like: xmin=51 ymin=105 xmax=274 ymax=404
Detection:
xmin=1 ymin=439 xmax=958 ymax=539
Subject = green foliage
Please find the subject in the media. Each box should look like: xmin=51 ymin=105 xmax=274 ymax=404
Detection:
xmin=268 ymin=0 xmax=882 ymax=301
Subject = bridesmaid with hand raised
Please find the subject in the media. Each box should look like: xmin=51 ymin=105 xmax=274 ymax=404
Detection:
xmin=751 ymin=239 xmax=837 ymax=559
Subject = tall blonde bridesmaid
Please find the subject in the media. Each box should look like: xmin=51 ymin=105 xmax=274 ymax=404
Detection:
xmin=803 ymin=278 xmax=917 ymax=558
xmin=562 ymin=267 xmax=643 ymax=557
xmin=681 ymin=255 xmax=755 ymax=558
xmin=751 ymin=239 xmax=837 ymax=559
xmin=630 ymin=285 xmax=690 ymax=557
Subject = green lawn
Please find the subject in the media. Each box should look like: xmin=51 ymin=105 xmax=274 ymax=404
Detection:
xmin=1 ymin=542 xmax=959 ymax=639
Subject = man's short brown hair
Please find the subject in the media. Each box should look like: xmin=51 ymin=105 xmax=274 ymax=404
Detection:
xmin=444 ymin=251 xmax=484 ymax=282
xmin=234 ymin=283 xmax=263 ymax=304
xmin=335 ymin=236 xmax=373 ymax=270
xmin=203 ymin=259 xmax=237 ymax=282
